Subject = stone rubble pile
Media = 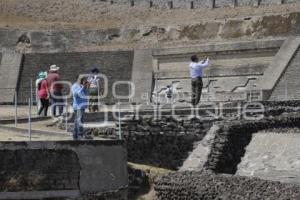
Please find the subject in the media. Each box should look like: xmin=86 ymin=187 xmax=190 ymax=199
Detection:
xmin=262 ymin=100 xmax=300 ymax=107
xmin=154 ymin=170 xmax=300 ymax=200
xmin=262 ymin=100 xmax=300 ymax=117
xmin=120 ymin=116 xmax=207 ymax=136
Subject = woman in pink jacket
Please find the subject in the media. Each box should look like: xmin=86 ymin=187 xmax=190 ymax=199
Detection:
xmin=37 ymin=73 xmax=50 ymax=116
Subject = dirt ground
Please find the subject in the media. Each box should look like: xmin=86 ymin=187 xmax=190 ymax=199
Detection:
xmin=4 ymin=118 xmax=68 ymax=133
xmin=0 ymin=1 xmax=300 ymax=30
xmin=0 ymin=105 xmax=40 ymax=120
xmin=129 ymin=162 xmax=173 ymax=200
xmin=0 ymin=130 xmax=70 ymax=141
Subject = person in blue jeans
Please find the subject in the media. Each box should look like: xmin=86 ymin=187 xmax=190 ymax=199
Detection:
xmin=71 ymin=75 xmax=90 ymax=140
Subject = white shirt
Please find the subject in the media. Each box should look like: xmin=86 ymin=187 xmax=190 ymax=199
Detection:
xmin=189 ymin=59 xmax=209 ymax=78
xmin=87 ymin=75 xmax=100 ymax=88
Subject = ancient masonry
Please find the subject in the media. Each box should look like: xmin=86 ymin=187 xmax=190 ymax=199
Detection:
xmin=0 ymin=141 xmax=128 ymax=199
xmin=88 ymin=0 xmax=299 ymax=9
xmin=1 ymin=0 xmax=300 ymax=199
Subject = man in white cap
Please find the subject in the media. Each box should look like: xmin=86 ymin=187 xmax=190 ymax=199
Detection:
xmin=47 ymin=64 xmax=64 ymax=117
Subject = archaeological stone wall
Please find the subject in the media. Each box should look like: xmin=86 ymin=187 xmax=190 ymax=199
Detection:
xmin=0 ymin=149 xmax=81 ymax=192
xmin=263 ymin=99 xmax=300 ymax=107
xmin=123 ymin=117 xmax=207 ymax=170
xmin=0 ymin=140 xmax=128 ymax=200
xmin=154 ymin=170 xmax=300 ymax=200
xmin=17 ymin=51 xmax=133 ymax=104
xmin=85 ymin=116 xmax=211 ymax=170
xmin=0 ymin=0 xmax=299 ymax=20
xmin=0 ymin=11 xmax=299 ymax=53
xmin=270 ymin=47 xmax=300 ymax=100
xmin=154 ymin=107 xmax=300 ymax=199
xmin=204 ymin=112 xmax=300 ymax=174
xmin=78 ymin=0 xmax=299 ymax=9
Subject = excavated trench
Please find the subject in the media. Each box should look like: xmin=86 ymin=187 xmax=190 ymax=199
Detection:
xmin=152 ymin=102 xmax=300 ymax=199
xmin=53 ymin=101 xmax=300 ymax=199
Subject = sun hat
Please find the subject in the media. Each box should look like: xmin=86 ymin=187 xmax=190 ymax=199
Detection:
xmin=49 ymin=64 xmax=60 ymax=71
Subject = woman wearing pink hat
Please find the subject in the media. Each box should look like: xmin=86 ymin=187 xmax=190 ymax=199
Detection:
xmin=37 ymin=72 xmax=49 ymax=116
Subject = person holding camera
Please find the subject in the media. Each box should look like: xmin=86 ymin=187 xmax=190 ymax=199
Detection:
xmin=87 ymin=67 xmax=101 ymax=112
xmin=189 ymin=55 xmax=210 ymax=106
xmin=71 ymin=75 xmax=91 ymax=140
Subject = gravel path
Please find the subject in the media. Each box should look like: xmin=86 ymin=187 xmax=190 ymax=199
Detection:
xmin=0 ymin=105 xmax=38 ymax=120
xmin=0 ymin=130 xmax=70 ymax=141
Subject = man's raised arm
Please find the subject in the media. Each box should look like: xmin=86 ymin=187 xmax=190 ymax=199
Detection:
xmin=195 ymin=57 xmax=210 ymax=68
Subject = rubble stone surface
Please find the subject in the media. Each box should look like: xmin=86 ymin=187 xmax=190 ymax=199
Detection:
xmin=154 ymin=170 xmax=300 ymax=200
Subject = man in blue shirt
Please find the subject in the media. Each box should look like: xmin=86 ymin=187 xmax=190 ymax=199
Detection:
xmin=71 ymin=75 xmax=90 ymax=140
xmin=189 ymin=55 xmax=210 ymax=106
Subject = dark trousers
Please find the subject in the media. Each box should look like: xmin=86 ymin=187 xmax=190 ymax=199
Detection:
xmin=50 ymin=92 xmax=64 ymax=117
xmin=89 ymin=87 xmax=99 ymax=112
xmin=38 ymin=98 xmax=49 ymax=116
xmin=73 ymin=109 xmax=85 ymax=140
xmin=191 ymin=77 xmax=203 ymax=106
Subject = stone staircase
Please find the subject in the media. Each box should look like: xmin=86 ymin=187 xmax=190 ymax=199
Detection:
xmin=262 ymin=37 xmax=300 ymax=100
xmin=17 ymin=51 xmax=134 ymax=103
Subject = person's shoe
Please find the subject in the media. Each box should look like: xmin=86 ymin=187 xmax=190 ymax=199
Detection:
xmin=77 ymin=135 xmax=84 ymax=140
